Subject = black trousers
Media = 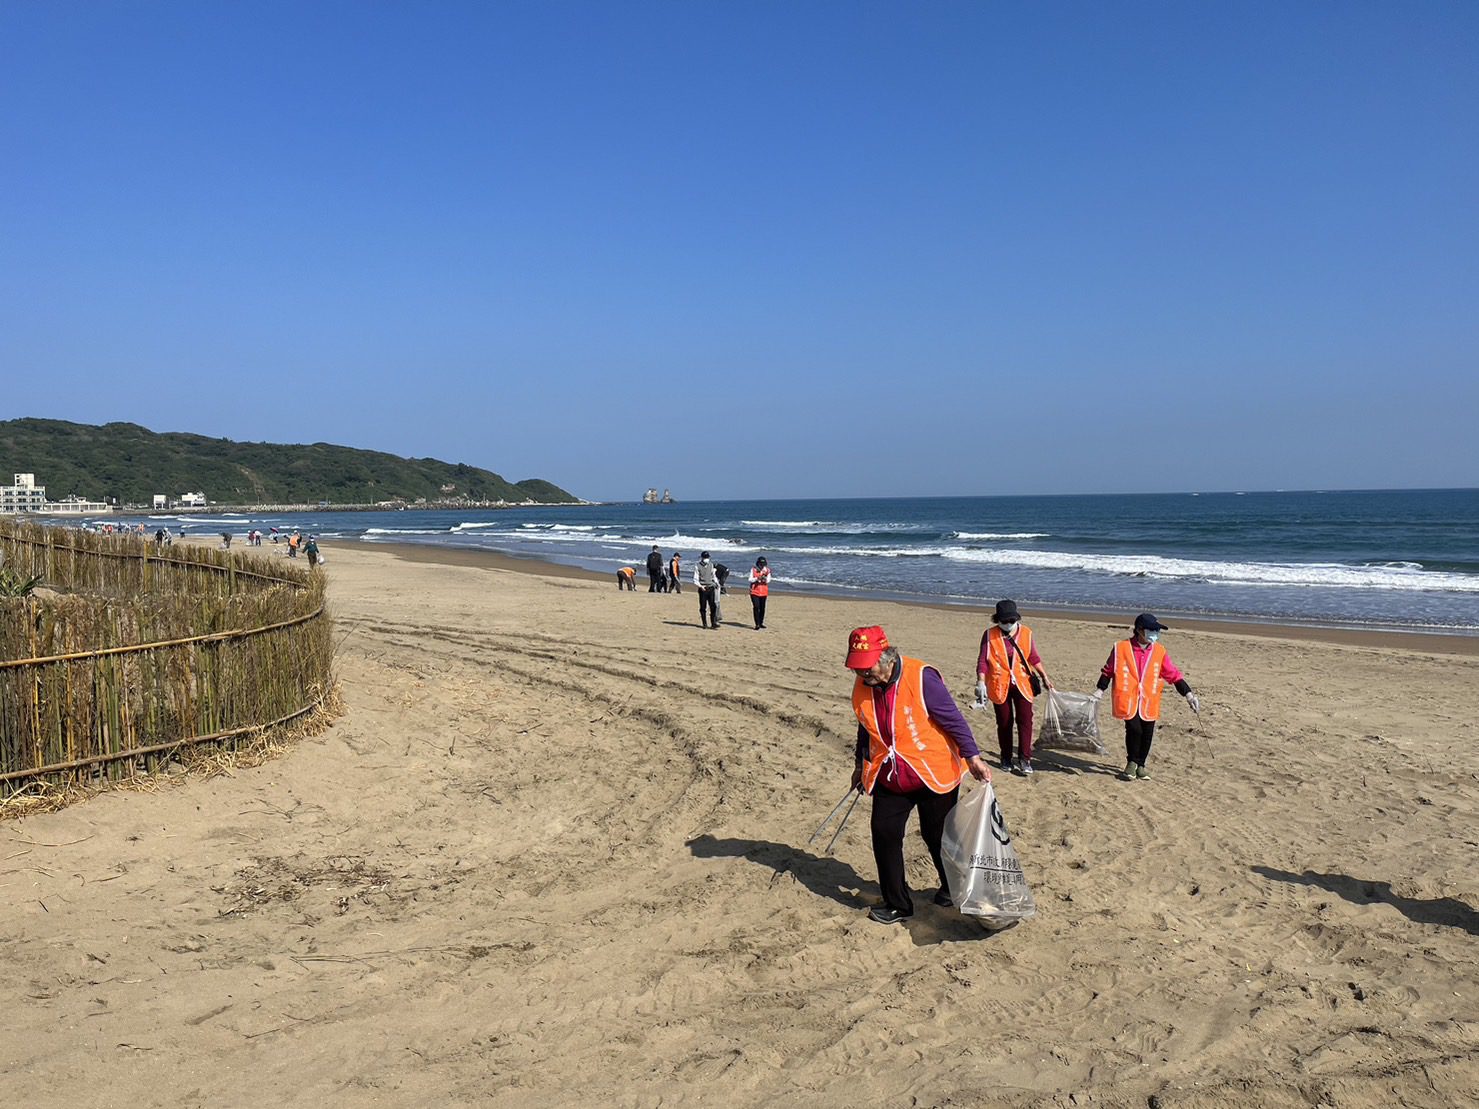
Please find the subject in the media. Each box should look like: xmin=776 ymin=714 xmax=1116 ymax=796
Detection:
xmin=698 ymin=586 xmax=718 ymax=627
xmin=751 ymin=594 xmax=767 ymax=628
xmin=669 ymin=571 xmax=681 ymax=593
xmin=870 ymin=784 xmax=960 ymax=915
xmin=1125 ymin=717 xmax=1157 ymax=765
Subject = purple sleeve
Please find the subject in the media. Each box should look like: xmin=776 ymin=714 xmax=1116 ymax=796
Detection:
xmin=922 ymin=667 xmax=980 ymax=759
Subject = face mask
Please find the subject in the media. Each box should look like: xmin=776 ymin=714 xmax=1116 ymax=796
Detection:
xmin=999 ymin=622 xmax=1018 ymax=635
xmin=1143 ymin=631 xmax=1159 ymax=643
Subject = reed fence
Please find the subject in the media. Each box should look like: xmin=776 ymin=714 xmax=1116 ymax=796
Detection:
xmin=0 ymin=520 xmax=334 ymax=795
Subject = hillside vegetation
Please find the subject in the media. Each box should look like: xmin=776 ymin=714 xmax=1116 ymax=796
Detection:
xmin=0 ymin=418 xmax=579 ymax=505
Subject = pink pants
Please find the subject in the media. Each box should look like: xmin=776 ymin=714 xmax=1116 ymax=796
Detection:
xmin=994 ymin=687 xmax=1034 ymax=762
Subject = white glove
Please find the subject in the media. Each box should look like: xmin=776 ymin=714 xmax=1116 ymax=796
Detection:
xmin=972 ymin=680 xmax=989 ymax=709
xmin=1090 ymin=688 xmax=1104 ymax=702
xmin=1185 ymin=691 xmax=1201 ymax=715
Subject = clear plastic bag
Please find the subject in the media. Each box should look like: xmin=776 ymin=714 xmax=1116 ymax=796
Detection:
xmin=1036 ymin=688 xmax=1106 ymax=754
xmin=941 ymin=780 xmax=1036 ymax=929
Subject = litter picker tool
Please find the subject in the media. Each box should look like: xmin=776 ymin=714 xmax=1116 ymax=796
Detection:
xmin=824 ymin=791 xmax=862 ymax=856
xmin=807 ymin=784 xmax=859 ymax=849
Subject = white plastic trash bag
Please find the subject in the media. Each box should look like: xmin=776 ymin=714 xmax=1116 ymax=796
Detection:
xmin=941 ymin=780 xmax=1036 ymax=929
xmin=1036 ymin=688 xmax=1106 ymax=754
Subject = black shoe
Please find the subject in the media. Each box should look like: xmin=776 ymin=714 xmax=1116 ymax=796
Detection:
xmin=867 ymin=905 xmax=912 ymax=925
xmin=932 ymin=889 xmax=953 ymax=908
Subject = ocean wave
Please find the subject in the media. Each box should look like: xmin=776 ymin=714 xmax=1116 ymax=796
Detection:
xmin=951 ymin=531 xmax=1049 ymax=541
xmin=364 ymin=527 xmax=448 ymax=536
xmin=941 ymin=548 xmax=1479 ymax=592
xmin=740 ymin=519 xmax=822 ymax=528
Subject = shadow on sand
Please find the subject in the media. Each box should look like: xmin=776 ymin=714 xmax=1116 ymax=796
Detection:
xmin=686 ymin=834 xmax=999 ymax=946
xmin=1253 ymin=866 xmax=1479 ymax=936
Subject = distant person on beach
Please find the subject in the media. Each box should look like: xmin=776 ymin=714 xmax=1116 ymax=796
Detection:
xmin=846 ymin=625 xmax=991 ymax=925
xmin=305 ymin=536 xmax=319 ymax=567
xmin=975 ymin=599 xmax=1052 ymax=776
xmin=288 ymin=532 xmax=301 ymax=558
xmin=1092 ymin=614 xmax=1201 ymax=781
xmin=646 ymin=545 xmax=665 ymax=592
xmin=748 ymin=556 xmax=770 ymax=629
xmin=220 ymin=531 xmax=232 ymax=550
xmin=154 ymin=528 xmax=166 ymax=545
xmin=694 ymin=552 xmax=721 ymax=629
xmin=668 ymin=552 xmax=682 ymax=594
xmin=616 ymin=566 xmax=637 ymax=590
xmin=715 ymin=563 xmax=730 ymax=594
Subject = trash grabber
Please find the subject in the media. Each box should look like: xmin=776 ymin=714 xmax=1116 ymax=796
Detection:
xmin=807 ymin=784 xmax=860 ymax=847
xmin=824 ymin=790 xmax=863 ymax=855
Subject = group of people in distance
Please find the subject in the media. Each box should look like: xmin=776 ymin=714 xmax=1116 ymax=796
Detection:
xmin=616 ymin=546 xmax=773 ymax=631
xmin=845 ymin=604 xmax=1200 ymax=925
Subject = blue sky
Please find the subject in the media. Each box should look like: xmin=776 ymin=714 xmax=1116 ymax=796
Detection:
xmin=2 ymin=2 xmax=1475 ymax=501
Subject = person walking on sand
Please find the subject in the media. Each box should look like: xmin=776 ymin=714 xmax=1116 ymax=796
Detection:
xmin=668 ymin=551 xmax=683 ymax=594
xmin=694 ymin=552 xmax=721 ymax=629
xmin=748 ymin=556 xmax=771 ymax=629
xmin=974 ymin=599 xmax=1052 ymax=776
xmin=845 ymin=625 xmax=991 ymax=925
xmin=305 ymin=536 xmax=320 ymax=567
xmin=1092 ymin=614 xmax=1201 ymax=781
xmin=616 ymin=566 xmax=637 ymax=590
xmin=646 ymin=545 xmax=665 ymax=592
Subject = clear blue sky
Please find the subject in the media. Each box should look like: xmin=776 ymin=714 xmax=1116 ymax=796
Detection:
xmin=3 ymin=2 xmax=1475 ymax=500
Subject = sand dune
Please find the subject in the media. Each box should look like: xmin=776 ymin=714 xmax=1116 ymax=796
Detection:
xmin=2 ymin=543 xmax=1475 ymax=1107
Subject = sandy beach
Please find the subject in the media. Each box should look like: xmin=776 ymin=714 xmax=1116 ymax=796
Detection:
xmin=2 ymin=541 xmax=1475 ymax=1107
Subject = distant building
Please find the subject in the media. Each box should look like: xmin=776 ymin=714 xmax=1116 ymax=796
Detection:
xmin=1 ymin=474 xmax=47 ymax=514
xmin=1 ymin=473 xmax=108 ymax=515
xmin=153 ymin=494 xmax=168 ymax=509
xmin=178 ymin=492 xmax=207 ymax=507
xmin=48 ymin=495 xmax=109 ymax=515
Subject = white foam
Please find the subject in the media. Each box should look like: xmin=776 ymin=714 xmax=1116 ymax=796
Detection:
xmin=952 ymin=531 xmax=1049 ymax=541
xmin=941 ymin=547 xmax=1479 ymax=592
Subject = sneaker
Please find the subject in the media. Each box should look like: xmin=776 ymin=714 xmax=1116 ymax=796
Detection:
xmin=999 ymin=756 xmax=1014 ymax=773
xmin=1136 ymin=763 xmax=1152 ymax=780
xmin=1119 ymin=762 xmax=1137 ymax=781
xmin=1018 ymin=759 xmax=1034 ymax=776
xmin=867 ymin=905 xmax=912 ymax=925
xmin=1011 ymin=760 xmax=1026 ymax=776
xmin=932 ymin=888 xmax=954 ymax=908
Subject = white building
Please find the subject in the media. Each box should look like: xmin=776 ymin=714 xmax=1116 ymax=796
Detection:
xmin=153 ymin=494 xmax=168 ymax=509
xmin=178 ymin=492 xmax=207 ymax=507
xmin=0 ymin=473 xmax=108 ymax=515
xmin=1 ymin=474 xmax=48 ymax=514
xmin=46 ymin=495 xmax=110 ymax=514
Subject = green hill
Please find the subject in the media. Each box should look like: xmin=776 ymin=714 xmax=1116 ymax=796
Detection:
xmin=0 ymin=418 xmax=580 ymax=506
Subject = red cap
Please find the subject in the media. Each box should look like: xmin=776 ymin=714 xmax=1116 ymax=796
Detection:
xmin=845 ymin=625 xmax=889 ymax=669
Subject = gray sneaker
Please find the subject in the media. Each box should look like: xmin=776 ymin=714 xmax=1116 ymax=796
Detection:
xmin=1135 ymin=763 xmax=1152 ymax=780
xmin=1016 ymin=758 xmax=1034 ymax=776
xmin=1119 ymin=762 xmax=1137 ymax=781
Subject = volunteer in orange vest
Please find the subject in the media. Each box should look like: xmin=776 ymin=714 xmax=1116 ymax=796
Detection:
xmin=846 ymin=625 xmax=991 ymax=925
xmin=748 ymin=556 xmax=770 ymax=630
xmin=974 ymin=599 xmax=1052 ymax=777
xmin=1091 ymin=613 xmax=1201 ymax=781
xmin=615 ymin=566 xmax=637 ymax=591
xmin=668 ymin=552 xmax=683 ymax=594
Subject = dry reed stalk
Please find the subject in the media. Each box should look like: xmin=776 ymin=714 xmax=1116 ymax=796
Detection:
xmin=0 ymin=520 xmax=337 ymax=804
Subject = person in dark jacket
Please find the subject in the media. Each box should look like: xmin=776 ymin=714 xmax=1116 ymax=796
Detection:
xmin=645 ymin=545 xmax=665 ymax=592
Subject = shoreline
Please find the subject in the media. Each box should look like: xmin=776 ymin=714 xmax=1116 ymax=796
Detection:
xmin=360 ymin=538 xmax=1479 ymax=657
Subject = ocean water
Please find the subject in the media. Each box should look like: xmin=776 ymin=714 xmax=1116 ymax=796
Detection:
xmin=117 ymin=489 xmax=1479 ymax=633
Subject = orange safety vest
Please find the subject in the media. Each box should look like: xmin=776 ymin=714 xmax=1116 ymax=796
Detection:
xmin=982 ymin=625 xmax=1037 ymax=703
xmin=669 ymin=557 xmax=680 ymax=577
xmin=1111 ymin=639 xmax=1169 ymax=721
xmin=853 ymin=657 xmax=965 ymax=795
xmin=749 ymin=568 xmax=770 ymax=597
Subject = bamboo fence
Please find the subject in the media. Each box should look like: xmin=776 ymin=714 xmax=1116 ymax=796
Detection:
xmin=0 ymin=520 xmax=334 ymax=795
